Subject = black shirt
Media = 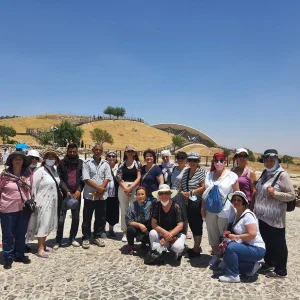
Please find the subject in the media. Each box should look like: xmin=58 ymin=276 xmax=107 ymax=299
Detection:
xmin=122 ymin=165 xmax=138 ymax=182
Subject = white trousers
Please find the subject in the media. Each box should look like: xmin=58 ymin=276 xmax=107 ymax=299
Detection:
xmin=118 ymin=183 xmax=137 ymax=232
xmin=149 ymin=229 xmax=186 ymax=255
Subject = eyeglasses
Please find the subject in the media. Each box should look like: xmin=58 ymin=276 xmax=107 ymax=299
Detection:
xmin=231 ymin=197 xmax=242 ymax=203
xmin=214 ymin=159 xmax=225 ymax=163
xmin=162 ymin=156 xmax=169 ymax=159
xmin=237 ymin=155 xmax=248 ymax=159
xmin=29 ymin=156 xmax=39 ymax=160
xmin=187 ymin=159 xmax=198 ymax=162
xmin=158 ymin=192 xmax=170 ymax=195
xmin=107 ymin=155 xmax=116 ymax=158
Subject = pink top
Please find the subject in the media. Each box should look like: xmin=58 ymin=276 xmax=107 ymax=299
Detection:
xmin=0 ymin=173 xmax=32 ymax=213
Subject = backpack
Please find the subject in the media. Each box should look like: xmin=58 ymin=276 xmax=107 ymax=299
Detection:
xmin=205 ymin=184 xmax=226 ymax=213
xmin=271 ymin=171 xmax=296 ymax=212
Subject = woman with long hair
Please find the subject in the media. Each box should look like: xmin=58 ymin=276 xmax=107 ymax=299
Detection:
xmin=116 ymin=145 xmax=141 ymax=242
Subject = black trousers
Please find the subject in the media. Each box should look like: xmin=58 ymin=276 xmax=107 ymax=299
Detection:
xmin=106 ymin=196 xmax=119 ymax=226
xmin=56 ymin=198 xmax=81 ymax=243
xmin=126 ymin=225 xmax=150 ymax=246
xmin=82 ymin=199 xmax=106 ymax=240
xmin=186 ymin=200 xmax=203 ymax=236
xmin=259 ymin=219 xmax=288 ymax=276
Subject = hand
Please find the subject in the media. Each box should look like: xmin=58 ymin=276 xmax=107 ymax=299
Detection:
xmin=181 ymin=191 xmax=189 ymax=200
xmin=267 ymin=186 xmax=275 ymax=196
xmin=160 ymin=238 xmax=167 ymax=246
xmin=67 ymin=191 xmax=71 ymax=197
xmin=73 ymin=190 xmax=81 ymax=200
xmin=139 ymin=224 xmax=147 ymax=233
xmin=163 ymin=231 xmax=173 ymax=242
xmin=201 ymin=209 xmax=206 ymax=218
xmin=96 ymin=186 xmax=105 ymax=194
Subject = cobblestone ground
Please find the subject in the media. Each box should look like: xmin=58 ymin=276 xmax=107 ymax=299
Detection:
xmin=0 ymin=203 xmax=300 ymax=300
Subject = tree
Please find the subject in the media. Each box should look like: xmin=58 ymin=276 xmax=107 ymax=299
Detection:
xmin=114 ymin=107 xmax=126 ymax=118
xmin=0 ymin=125 xmax=16 ymax=143
xmin=246 ymin=148 xmax=256 ymax=162
xmin=38 ymin=132 xmax=53 ymax=146
xmin=172 ymin=135 xmax=186 ymax=149
xmin=90 ymin=128 xmax=114 ymax=145
xmin=103 ymin=106 xmax=115 ymax=117
xmin=282 ymin=155 xmax=294 ymax=164
xmin=223 ymin=148 xmax=232 ymax=157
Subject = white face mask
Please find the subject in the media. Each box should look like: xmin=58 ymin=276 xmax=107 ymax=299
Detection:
xmin=30 ymin=163 xmax=37 ymax=168
xmin=45 ymin=159 xmax=56 ymax=167
xmin=265 ymin=165 xmax=277 ymax=172
xmin=214 ymin=162 xmax=225 ymax=170
xmin=161 ymin=200 xmax=170 ymax=207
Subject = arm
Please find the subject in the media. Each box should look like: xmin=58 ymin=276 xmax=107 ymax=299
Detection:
xmin=232 ymin=180 xmax=239 ymax=192
xmin=250 ymin=170 xmax=257 ymax=197
xmin=151 ymin=217 xmax=170 ymax=238
xmin=269 ymin=173 xmax=295 ymax=203
xmin=192 ymin=181 xmax=205 ymax=196
xmin=57 ymin=163 xmax=70 ymax=196
xmin=169 ymin=221 xmax=184 ymax=238
xmin=228 ymin=223 xmax=257 ymax=242
xmin=157 ymin=174 xmax=164 ymax=186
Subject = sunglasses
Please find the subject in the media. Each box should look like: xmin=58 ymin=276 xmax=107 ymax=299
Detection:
xmin=158 ymin=192 xmax=170 ymax=195
xmin=126 ymin=150 xmax=135 ymax=153
xmin=237 ymin=155 xmax=248 ymax=159
xmin=187 ymin=159 xmax=198 ymax=162
xmin=231 ymin=197 xmax=242 ymax=203
xmin=214 ymin=159 xmax=225 ymax=163
xmin=162 ymin=156 xmax=169 ymax=159
xmin=29 ymin=156 xmax=39 ymax=160
xmin=107 ymin=155 xmax=116 ymax=158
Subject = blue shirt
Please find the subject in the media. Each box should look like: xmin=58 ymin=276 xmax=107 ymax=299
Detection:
xmin=141 ymin=165 xmax=162 ymax=196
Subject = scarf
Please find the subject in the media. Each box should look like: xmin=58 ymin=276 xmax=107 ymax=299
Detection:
xmin=0 ymin=169 xmax=31 ymax=191
xmin=64 ymin=155 xmax=79 ymax=165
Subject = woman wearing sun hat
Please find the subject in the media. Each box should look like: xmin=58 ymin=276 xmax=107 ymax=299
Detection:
xmin=26 ymin=149 xmax=61 ymax=258
xmin=232 ymin=148 xmax=256 ymax=206
xmin=218 ymin=191 xmax=265 ymax=283
xmin=0 ymin=151 xmax=32 ymax=269
xmin=149 ymin=184 xmax=186 ymax=260
xmin=27 ymin=149 xmax=42 ymax=173
xmin=253 ymin=149 xmax=295 ymax=278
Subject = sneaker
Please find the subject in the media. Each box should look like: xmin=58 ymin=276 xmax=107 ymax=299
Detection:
xmin=122 ymin=233 xmax=127 ymax=242
xmin=82 ymin=240 xmax=90 ymax=249
xmin=94 ymin=238 xmax=105 ymax=247
xmin=246 ymin=262 xmax=261 ymax=277
xmin=109 ymin=230 xmax=117 ymax=238
xmin=209 ymin=255 xmax=221 ymax=266
xmin=70 ymin=239 xmax=80 ymax=247
xmin=100 ymin=232 xmax=107 ymax=239
xmin=4 ymin=259 xmax=13 ymax=269
xmin=266 ymin=271 xmax=288 ymax=278
xmin=260 ymin=263 xmax=274 ymax=272
xmin=128 ymin=245 xmax=134 ymax=255
xmin=219 ymin=275 xmax=241 ymax=283
xmin=53 ymin=243 xmax=60 ymax=250
xmin=15 ymin=256 xmax=31 ymax=264
xmin=218 ymin=260 xmax=226 ymax=270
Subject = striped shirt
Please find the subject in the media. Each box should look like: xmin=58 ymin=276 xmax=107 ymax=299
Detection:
xmin=181 ymin=167 xmax=206 ymax=201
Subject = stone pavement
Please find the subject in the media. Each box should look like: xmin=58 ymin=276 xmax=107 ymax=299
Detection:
xmin=1 ymin=203 xmax=300 ymax=300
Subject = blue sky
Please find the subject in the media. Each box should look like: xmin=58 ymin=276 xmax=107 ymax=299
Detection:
xmin=1 ymin=1 xmax=299 ymax=156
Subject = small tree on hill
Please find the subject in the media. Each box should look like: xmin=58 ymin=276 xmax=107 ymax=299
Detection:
xmin=0 ymin=125 xmax=16 ymax=143
xmin=103 ymin=106 xmax=115 ymax=117
xmin=223 ymin=148 xmax=232 ymax=158
xmin=38 ymin=132 xmax=53 ymax=146
xmin=90 ymin=128 xmax=114 ymax=145
xmin=114 ymin=107 xmax=126 ymax=118
xmin=282 ymin=155 xmax=294 ymax=164
xmin=172 ymin=135 xmax=186 ymax=149
xmin=246 ymin=148 xmax=256 ymax=162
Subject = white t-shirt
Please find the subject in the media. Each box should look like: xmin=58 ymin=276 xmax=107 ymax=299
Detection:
xmin=205 ymin=170 xmax=238 ymax=221
xmin=171 ymin=166 xmax=188 ymax=190
xmin=233 ymin=209 xmax=265 ymax=249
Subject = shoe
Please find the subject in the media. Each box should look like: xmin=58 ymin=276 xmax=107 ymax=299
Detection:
xmin=15 ymin=256 xmax=31 ymax=264
xmin=260 ymin=263 xmax=274 ymax=272
xmin=265 ymin=271 xmax=288 ymax=278
xmin=246 ymin=262 xmax=261 ymax=277
xmin=53 ymin=243 xmax=60 ymax=250
xmin=188 ymin=249 xmax=201 ymax=258
xmin=25 ymin=244 xmax=31 ymax=253
xmin=218 ymin=260 xmax=226 ymax=270
xmin=128 ymin=245 xmax=134 ymax=255
xmin=70 ymin=239 xmax=80 ymax=247
xmin=82 ymin=240 xmax=90 ymax=249
xmin=94 ymin=238 xmax=105 ymax=247
xmin=219 ymin=275 xmax=241 ymax=283
xmin=122 ymin=234 xmax=127 ymax=242
xmin=4 ymin=259 xmax=13 ymax=269
xmin=36 ymin=251 xmax=49 ymax=258
xmin=109 ymin=230 xmax=116 ymax=238
xmin=209 ymin=255 xmax=221 ymax=266
xmin=100 ymin=232 xmax=107 ymax=239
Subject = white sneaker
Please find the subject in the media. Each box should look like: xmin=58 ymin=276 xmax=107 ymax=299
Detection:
xmin=209 ymin=255 xmax=220 ymax=266
xmin=71 ymin=239 xmax=80 ymax=247
xmin=53 ymin=243 xmax=60 ymax=250
xmin=246 ymin=262 xmax=261 ymax=277
xmin=122 ymin=234 xmax=127 ymax=242
xmin=218 ymin=260 xmax=226 ymax=270
xmin=219 ymin=275 xmax=241 ymax=283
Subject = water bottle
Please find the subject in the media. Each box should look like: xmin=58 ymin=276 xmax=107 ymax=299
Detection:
xmin=152 ymin=242 xmax=167 ymax=254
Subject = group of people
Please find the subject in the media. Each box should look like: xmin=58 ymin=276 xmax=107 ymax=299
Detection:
xmin=0 ymin=143 xmax=295 ymax=284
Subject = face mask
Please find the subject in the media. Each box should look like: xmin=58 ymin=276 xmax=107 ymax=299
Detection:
xmin=30 ymin=163 xmax=37 ymax=168
xmin=45 ymin=159 xmax=56 ymax=167
xmin=161 ymin=200 xmax=169 ymax=207
xmin=214 ymin=162 xmax=225 ymax=170
xmin=265 ymin=165 xmax=278 ymax=172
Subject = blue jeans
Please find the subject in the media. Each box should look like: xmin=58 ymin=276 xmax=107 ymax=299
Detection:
xmin=0 ymin=211 xmax=29 ymax=260
xmin=223 ymin=242 xmax=266 ymax=277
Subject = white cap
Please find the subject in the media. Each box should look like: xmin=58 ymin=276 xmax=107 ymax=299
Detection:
xmin=161 ymin=150 xmax=171 ymax=157
xmin=27 ymin=149 xmax=42 ymax=161
xmin=235 ymin=148 xmax=249 ymax=155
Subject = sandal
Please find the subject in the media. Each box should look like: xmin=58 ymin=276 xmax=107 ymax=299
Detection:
xmin=36 ymin=251 xmax=49 ymax=258
xmin=45 ymin=246 xmax=53 ymax=252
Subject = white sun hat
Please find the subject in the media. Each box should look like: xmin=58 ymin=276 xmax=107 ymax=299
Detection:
xmin=152 ymin=184 xmax=178 ymax=199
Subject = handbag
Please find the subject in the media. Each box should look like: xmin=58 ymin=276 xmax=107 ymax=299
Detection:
xmin=16 ymin=183 xmax=36 ymax=216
